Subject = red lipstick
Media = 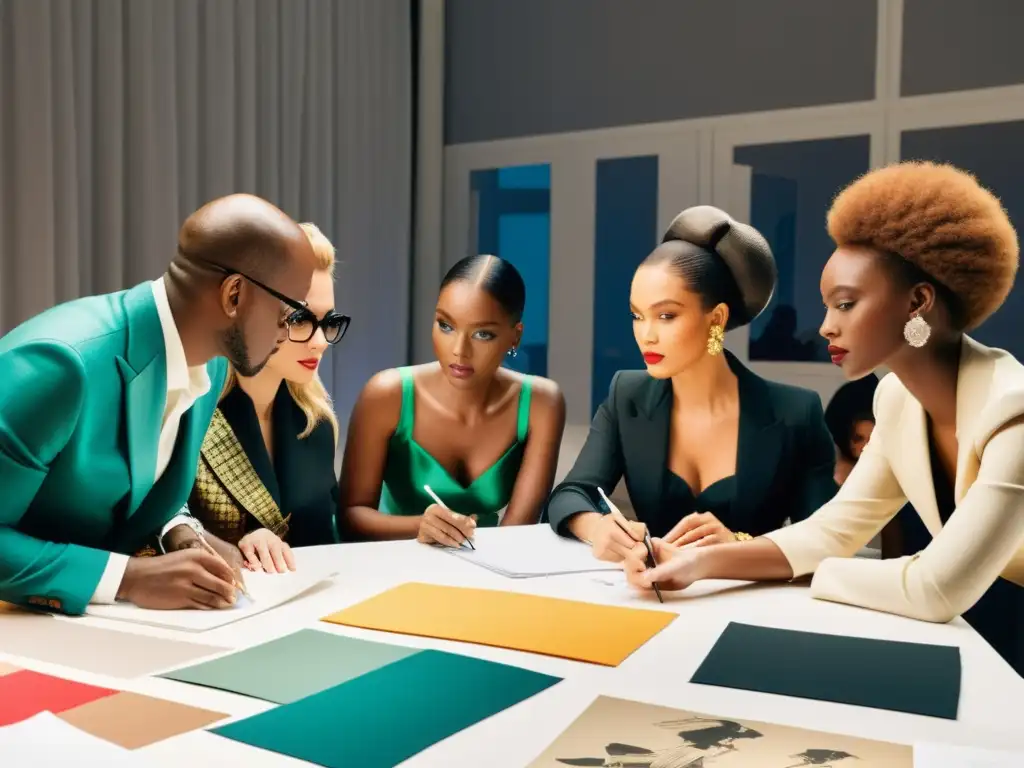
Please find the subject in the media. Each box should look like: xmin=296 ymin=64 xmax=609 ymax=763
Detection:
xmin=642 ymin=352 xmax=665 ymax=365
xmin=298 ymin=358 xmax=319 ymax=371
xmin=827 ymin=345 xmax=848 ymax=364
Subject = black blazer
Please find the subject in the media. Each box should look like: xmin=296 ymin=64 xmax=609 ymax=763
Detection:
xmin=545 ymin=352 xmax=838 ymax=539
xmin=195 ymin=383 xmax=340 ymax=547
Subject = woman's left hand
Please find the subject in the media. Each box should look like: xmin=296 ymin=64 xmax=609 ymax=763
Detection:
xmin=663 ymin=511 xmax=735 ymax=548
xmin=238 ymin=529 xmax=296 ymax=573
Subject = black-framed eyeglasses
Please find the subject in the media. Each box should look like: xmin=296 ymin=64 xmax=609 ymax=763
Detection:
xmin=285 ymin=309 xmax=351 ymax=345
xmin=204 ymin=261 xmax=308 ymax=319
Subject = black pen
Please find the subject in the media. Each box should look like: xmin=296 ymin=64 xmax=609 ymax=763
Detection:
xmin=424 ymin=484 xmax=475 ymax=550
xmin=597 ymin=487 xmax=663 ymax=603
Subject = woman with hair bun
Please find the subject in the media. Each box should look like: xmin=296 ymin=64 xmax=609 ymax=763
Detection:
xmin=627 ymin=162 xmax=1024 ymax=674
xmin=339 ymin=254 xmax=565 ymax=546
xmin=546 ymin=205 xmax=838 ymax=561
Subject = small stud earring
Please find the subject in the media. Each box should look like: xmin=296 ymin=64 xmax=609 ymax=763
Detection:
xmin=707 ymin=324 xmax=724 ymax=356
xmin=903 ymin=314 xmax=931 ymax=348
xmin=507 ymin=347 xmax=518 ymax=358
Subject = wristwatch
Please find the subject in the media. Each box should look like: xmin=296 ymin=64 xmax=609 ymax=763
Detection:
xmin=158 ymin=513 xmax=206 ymax=553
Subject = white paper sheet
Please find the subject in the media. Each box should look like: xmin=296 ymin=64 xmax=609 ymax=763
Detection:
xmin=85 ymin=568 xmax=337 ymax=631
xmin=0 ymin=712 xmax=138 ymax=765
xmin=445 ymin=525 xmax=620 ymax=578
xmin=914 ymin=742 xmax=1024 ymax=767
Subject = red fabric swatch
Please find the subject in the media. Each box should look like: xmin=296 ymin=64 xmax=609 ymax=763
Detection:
xmin=0 ymin=670 xmax=117 ymax=726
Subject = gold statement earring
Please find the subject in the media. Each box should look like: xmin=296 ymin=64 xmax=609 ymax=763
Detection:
xmin=707 ymin=324 xmax=724 ymax=356
xmin=903 ymin=314 xmax=931 ymax=348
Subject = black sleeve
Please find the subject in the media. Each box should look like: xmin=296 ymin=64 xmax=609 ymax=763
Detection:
xmin=544 ymin=371 xmax=625 ymax=538
xmin=789 ymin=393 xmax=840 ymax=523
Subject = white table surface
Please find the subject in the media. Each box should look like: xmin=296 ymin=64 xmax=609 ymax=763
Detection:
xmin=3 ymin=525 xmax=1023 ymax=766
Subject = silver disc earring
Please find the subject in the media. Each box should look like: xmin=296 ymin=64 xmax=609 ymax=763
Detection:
xmin=904 ymin=315 xmax=931 ymax=348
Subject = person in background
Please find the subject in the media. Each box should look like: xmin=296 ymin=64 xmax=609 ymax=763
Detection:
xmin=339 ymin=254 xmax=566 ymax=546
xmin=189 ymin=223 xmax=347 ymax=572
xmin=626 ymin=162 xmax=1024 ymax=676
xmin=825 ymin=374 xmax=924 ymax=560
xmin=545 ymin=205 xmax=838 ymax=562
xmin=0 ymin=194 xmax=317 ymax=614
xmin=823 ymin=374 xmax=879 ymax=486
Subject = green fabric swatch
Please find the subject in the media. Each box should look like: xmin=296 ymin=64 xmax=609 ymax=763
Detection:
xmin=210 ymin=649 xmax=562 ymax=767
xmin=161 ymin=629 xmax=421 ymax=703
xmin=691 ymin=622 xmax=961 ymax=719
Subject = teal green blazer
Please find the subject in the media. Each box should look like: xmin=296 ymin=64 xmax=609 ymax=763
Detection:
xmin=0 ymin=281 xmax=227 ymax=615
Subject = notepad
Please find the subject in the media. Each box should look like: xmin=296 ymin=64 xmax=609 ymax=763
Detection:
xmin=85 ymin=568 xmax=337 ymax=632
xmin=161 ymin=629 xmax=422 ymax=703
xmin=321 ymin=582 xmax=676 ymax=666
xmin=211 ymin=649 xmax=561 ymax=768
xmin=444 ymin=525 xmax=620 ymax=578
xmin=690 ymin=622 xmax=962 ymax=719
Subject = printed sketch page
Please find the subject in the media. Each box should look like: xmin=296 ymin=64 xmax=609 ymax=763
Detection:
xmin=445 ymin=525 xmax=619 ymax=577
xmin=85 ymin=567 xmax=337 ymax=632
xmin=0 ymin=711 xmax=138 ymax=765
xmin=528 ymin=695 xmax=912 ymax=767
xmin=914 ymin=742 xmax=1023 ymax=767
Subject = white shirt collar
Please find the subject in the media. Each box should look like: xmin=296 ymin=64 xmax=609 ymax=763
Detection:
xmin=151 ymin=277 xmax=211 ymax=399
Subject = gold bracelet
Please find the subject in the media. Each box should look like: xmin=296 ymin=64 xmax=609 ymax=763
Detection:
xmin=734 ymin=532 xmax=752 ymax=541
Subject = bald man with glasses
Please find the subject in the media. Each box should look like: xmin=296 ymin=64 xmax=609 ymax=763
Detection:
xmin=0 ymin=194 xmax=317 ymax=614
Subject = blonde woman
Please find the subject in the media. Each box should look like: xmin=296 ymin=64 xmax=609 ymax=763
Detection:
xmin=189 ymin=223 xmax=349 ymax=572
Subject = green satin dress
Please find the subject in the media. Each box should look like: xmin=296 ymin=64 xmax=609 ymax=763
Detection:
xmin=378 ymin=366 xmax=533 ymax=526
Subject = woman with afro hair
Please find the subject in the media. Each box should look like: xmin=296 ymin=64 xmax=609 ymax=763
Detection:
xmin=624 ymin=161 xmax=1024 ymax=673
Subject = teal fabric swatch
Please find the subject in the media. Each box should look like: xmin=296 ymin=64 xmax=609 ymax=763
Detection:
xmin=210 ymin=649 xmax=561 ymax=767
xmin=160 ymin=629 xmax=421 ymax=704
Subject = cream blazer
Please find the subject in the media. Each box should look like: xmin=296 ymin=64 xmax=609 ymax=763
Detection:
xmin=765 ymin=335 xmax=1024 ymax=623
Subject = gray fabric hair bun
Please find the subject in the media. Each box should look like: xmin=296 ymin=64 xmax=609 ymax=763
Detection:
xmin=661 ymin=205 xmax=777 ymax=324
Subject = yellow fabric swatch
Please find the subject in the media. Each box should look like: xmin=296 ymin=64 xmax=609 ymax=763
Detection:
xmin=321 ymin=582 xmax=676 ymax=666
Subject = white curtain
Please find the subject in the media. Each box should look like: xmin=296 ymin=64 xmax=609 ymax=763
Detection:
xmin=0 ymin=0 xmax=413 ymax=432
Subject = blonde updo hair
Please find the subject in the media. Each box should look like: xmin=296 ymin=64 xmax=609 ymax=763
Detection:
xmin=222 ymin=222 xmax=339 ymax=441
xmin=827 ymin=161 xmax=1019 ymax=330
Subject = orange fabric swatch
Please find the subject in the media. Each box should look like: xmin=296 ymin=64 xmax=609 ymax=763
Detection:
xmin=321 ymin=582 xmax=676 ymax=666
xmin=58 ymin=691 xmax=227 ymax=749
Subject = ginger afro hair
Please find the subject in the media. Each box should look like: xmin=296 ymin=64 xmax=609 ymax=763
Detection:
xmin=826 ymin=161 xmax=1019 ymax=330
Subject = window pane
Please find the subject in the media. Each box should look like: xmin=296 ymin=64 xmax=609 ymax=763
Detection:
xmin=592 ymin=155 xmax=659 ymax=414
xmin=469 ymin=164 xmax=550 ymax=376
xmin=734 ymin=136 xmax=871 ymax=362
xmin=901 ymin=121 xmax=1024 ymax=359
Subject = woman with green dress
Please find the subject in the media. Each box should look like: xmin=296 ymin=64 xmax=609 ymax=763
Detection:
xmin=338 ymin=254 xmax=566 ymax=546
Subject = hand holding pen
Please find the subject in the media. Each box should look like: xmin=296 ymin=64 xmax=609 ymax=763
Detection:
xmin=597 ymin=487 xmax=663 ymax=603
xmin=418 ymin=485 xmax=477 ymax=550
xmin=195 ymin=535 xmax=252 ymax=601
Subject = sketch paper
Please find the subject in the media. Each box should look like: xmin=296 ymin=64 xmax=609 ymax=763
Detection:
xmin=57 ymin=691 xmax=226 ymax=749
xmin=161 ymin=629 xmax=422 ymax=703
xmin=0 ymin=712 xmax=138 ymax=766
xmin=914 ymin=742 xmax=1023 ymax=767
xmin=0 ymin=613 xmax=226 ymax=677
xmin=444 ymin=525 xmax=619 ymax=577
xmin=85 ymin=567 xmax=337 ymax=631
xmin=211 ymin=649 xmax=561 ymax=768
xmin=528 ymin=696 xmax=912 ymax=767
xmin=321 ymin=582 xmax=676 ymax=666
